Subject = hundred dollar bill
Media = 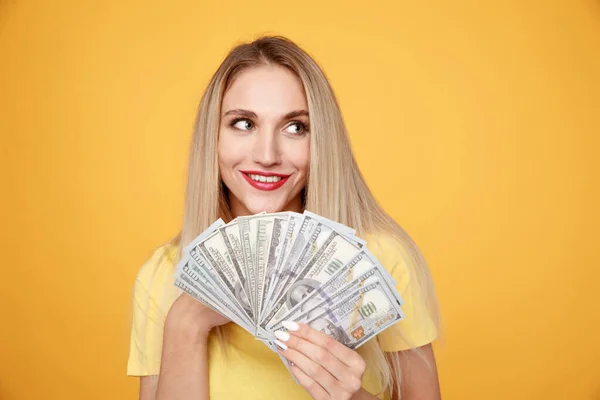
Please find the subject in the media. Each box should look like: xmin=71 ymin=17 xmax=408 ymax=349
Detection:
xmin=238 ymin=215 xmax=263 ymax=317
xmin=279 ymin=221 xmax=362 ymax=307
xmin=176 ymin=270 xmax=235 ymax=320
xmin=264 ymin=215 xmax=318 ymax=311
xmin=172 ymin=211 xmax=406 ymax=355
xmin=177 ymin=255 xmax=231 ymax=305
xmin=175 ymin=218 xmax=225 ymax=292
xmin=305 ymin=280 xmax=405 ymax=350
xmin=219 ymin=220 xmax=253 ymax=310
xmin=266 ymin=248 xmax=397 ymax=332
xmin=255 ymin=214 xmax=289 ymax=321
xmin=255 ymin=218 xmax=271 ymax=305
xmin=268 ymin=265 xmax=391 ymax=333
xmin=192 ymin=231 xmax=254 ymax=321
xmin=262 ymin=230 xmax=363 ymax=329
xmin=260 ymin=212 xmax=305 ymax=317
xmin=175 ymin=258 xmax=254 ymax=332
xmin=260 ymin=214 xmax=295 ymax=313
xmin=245 ymin=212 xmax=294 ymax=320
xmin=183 ymin=249 xmax=249 ymax=317
xmin=220 ymin=221 xmax=246 ymax=281
xmin=266 ymin=215 xmax=360 ymax=315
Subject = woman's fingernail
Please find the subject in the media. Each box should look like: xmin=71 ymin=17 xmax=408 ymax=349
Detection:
xmin=274 ymin=330 xmax=290 ymax=341
xmin=282 ymin=321 xmax=299 ymax=331
xmin=275 ymin=340 xmax=288 ymax=351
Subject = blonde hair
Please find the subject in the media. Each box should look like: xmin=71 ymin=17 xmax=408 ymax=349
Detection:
xmin=154 ymin=35 xmax=439 ymax=399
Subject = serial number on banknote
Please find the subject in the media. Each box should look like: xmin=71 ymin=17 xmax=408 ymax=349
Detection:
xmin=375 ymin=313 xmax=397 ymax=329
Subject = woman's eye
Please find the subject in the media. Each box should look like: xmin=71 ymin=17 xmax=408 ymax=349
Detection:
xmin=285 ymin=122 xmax=308 ymax=135
xmin=231 ymin=119 xmax=307 ymax=134
xmin=232 ymin=119 xmax=254 ymax=131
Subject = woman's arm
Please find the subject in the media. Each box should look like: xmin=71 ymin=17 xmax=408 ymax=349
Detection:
xmin=140 ymin=376 xmax=158 ymax=400
xmin=388 ymin=344 xmax=441 ymax=400
xmin=138 ymin=294 xmax=230 ymax=400
xmin=154 ymin=320 xmax=211 ymax=400
xmin=137 ymin=324 xmax=211 ymax=400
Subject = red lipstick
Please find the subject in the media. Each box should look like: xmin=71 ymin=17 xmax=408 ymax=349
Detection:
xmin=240 ymin=170 xmax=290 ymax=191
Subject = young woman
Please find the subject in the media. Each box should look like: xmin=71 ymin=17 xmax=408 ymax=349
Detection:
xmin=127 ymin=35 xmax=442 ymax=400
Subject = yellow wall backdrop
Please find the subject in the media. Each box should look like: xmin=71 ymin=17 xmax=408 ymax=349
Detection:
xmin=1 ymin=0 xmax=599 ymax=399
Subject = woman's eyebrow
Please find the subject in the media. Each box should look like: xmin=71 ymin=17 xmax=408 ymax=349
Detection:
xmin=222 ymin=109 xmax=309 ymax=119
xmin=283 ymin=110 xmax=309 ymax=119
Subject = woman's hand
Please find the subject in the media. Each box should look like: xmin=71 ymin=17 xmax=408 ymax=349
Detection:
xmin=156 ymin=293 xmax=228 ymax=400
xmin=274 ymin=321 xmax=369 ymax=400
xmin=164 ymin=292 xmax=230 ymax=342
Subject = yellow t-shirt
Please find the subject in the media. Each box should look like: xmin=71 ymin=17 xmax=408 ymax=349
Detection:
xmin=127 ymin=233 xmax=438 ymax=399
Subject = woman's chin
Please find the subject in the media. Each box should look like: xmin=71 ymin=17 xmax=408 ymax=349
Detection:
xmin=231 ymin=191 xmax=303 ymax=216
xmin=243 ymin=198 xmax=289 ymax=215
xmin=246 ymin=203 xmax=283 ymax=215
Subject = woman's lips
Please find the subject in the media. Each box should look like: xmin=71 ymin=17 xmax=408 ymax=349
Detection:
xmin=240 ymin=170 xmax=290 ymax=191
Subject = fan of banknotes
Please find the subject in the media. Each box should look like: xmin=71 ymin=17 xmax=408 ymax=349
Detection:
xmin=174 ymin=210 xmax=406 ymax=354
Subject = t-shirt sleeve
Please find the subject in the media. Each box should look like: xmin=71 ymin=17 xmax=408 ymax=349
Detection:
xmin=369 ymin=235 xmax=439 ymax=352
xmin=127 ymin=245 xmax=178 ymax=376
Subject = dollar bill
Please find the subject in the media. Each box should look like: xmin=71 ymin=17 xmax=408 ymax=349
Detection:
xmin=192 ymin=232 xmax=254 ymax=321
xmin=269 ymin=216 xmax=365 ymax=312
xmin=183 ymin=250 xmax=245 ymax=314
xmin=219 ymin=220 xmax=253 ymax=311
xmin=265 ymin=215 xmax=318 ymax=308
xmin=304 ymin=280 xmax=405 ymax=350
xmin=266 ymin=214 xmax=358 ymax=315
xmin=175 ymin=258 xmax=254 ymax=332
xmin=256 ymin=214 xmax=289 ymax=321
xmin=267 ymin=211 xmax=355 ymax=290
xmin=260 ymin=212 xmax=305 ymax=317
xmin=171 ymin=211 xmax=406 ymax=358
xmin=175 ymin=218 xmax=226 ymax=293
xmin=220 ymin=222 xmax=246 ymax=282
xmin=269 ymin=265 xmax=383 ymax=332
xmin=240 ymin=215 xmax=266 ymax=317
xmin=266 ymin=248 xmax=396 ymax=332
xmin=262 ymin=230 xmax=364 ymax=329
xmin=261 ymin=214 xmax=295 ymax=310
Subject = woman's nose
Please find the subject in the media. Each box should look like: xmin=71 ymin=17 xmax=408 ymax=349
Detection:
xmin=252 ymin=129 xmax=281 ymax=167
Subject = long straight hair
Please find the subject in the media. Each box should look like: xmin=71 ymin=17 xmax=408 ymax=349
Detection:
xmin=158 ymin=35 xmax=439 ymax=399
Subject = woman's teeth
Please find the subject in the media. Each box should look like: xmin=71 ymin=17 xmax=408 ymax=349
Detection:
xmin=248 ymin=174 xmax=282 ymax=183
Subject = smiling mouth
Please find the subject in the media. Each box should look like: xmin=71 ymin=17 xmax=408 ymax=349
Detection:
xmin=247 ymin=173 xmax=283 ymax=183
xmin=240 ymin=171 xmax=291 ymax=191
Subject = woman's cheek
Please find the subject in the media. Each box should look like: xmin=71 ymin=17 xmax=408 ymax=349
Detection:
xmin=218 ymin=135 xmax=245 ymax=168
xmin=286 ymin=147 xmax=310 ymax=177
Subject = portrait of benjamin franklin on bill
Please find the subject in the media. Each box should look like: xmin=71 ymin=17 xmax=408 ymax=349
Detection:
xmin=234 ymin=281 xmax=252 ymax=314
xmin=285 ymin=278 xmax=321 ymax=309
xmin=308 ymin=317 xmax=350 ymax=346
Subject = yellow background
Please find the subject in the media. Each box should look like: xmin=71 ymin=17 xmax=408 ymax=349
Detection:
xmin=1 ymin=0 xmax=599 ymax=399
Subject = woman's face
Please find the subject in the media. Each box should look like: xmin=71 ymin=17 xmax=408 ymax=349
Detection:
xmin=218 ymin=65 xmax=310 ymax=217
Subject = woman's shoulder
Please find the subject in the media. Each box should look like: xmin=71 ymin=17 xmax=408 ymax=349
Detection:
xmin=361 ymin=230 xmax=431 ymax=295
xmin=128 ymin=242 xmax=180 ymax=376
xmin=362 ymin=232 xmax=440 ymax=350
xmin=362 ymin=232 xmax=413 ymax=273
xmin=133 ymin=242 xmax=180 ymax=302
